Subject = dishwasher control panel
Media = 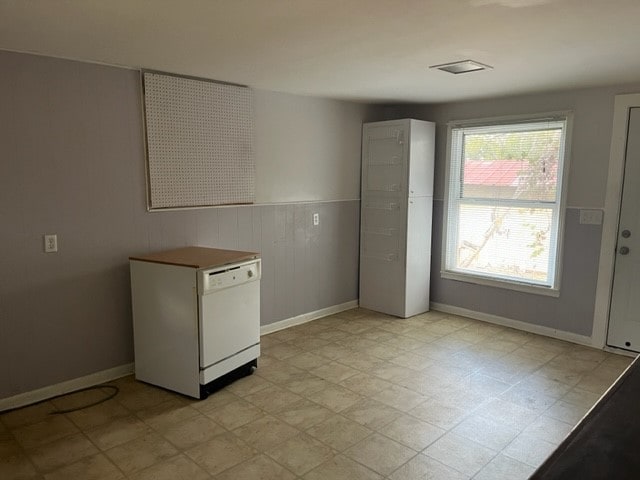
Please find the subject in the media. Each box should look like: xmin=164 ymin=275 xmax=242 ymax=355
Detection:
xmin=198 ymin=259 xmax=261 ymax=294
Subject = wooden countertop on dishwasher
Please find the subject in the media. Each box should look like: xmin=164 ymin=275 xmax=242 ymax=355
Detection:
xmin=129 ymin=246 xmax=260 ymax=269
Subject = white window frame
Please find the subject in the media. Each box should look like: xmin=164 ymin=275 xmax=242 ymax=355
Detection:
xmin=441 ymin=111 xmax=573 ymax=297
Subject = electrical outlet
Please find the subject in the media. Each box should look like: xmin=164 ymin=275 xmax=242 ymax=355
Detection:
xmin=44 ymin=234 xmax=58 ymax=253
xmin=313 ymin=213 xmax=319 ymax=226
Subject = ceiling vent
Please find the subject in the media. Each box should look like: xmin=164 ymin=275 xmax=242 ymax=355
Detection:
xmin=429 ymin=60 xmax=493 ymax=74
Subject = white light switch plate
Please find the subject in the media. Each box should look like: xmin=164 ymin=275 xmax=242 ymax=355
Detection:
xmin=313 ymin=213 xmax=319 ymax=226
xmin=579 ymin=209 xmax=603 ymax=225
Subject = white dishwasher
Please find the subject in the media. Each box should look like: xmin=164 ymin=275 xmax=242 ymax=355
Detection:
xmin=198 ymin=260 xmax=260 ymax=384
xmin=130 ymin=247 xmax=261 ymax=399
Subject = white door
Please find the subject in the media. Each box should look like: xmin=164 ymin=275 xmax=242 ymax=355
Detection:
xmin=607 ymin=107 xmax=640 ymax=351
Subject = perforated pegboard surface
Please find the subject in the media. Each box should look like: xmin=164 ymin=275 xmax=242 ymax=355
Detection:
xmin=143 ymin=72 xmax=254 ymax=209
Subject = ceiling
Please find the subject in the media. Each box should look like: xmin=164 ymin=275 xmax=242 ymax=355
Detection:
xmin=1 ymin=0 xmax=639 ymax=103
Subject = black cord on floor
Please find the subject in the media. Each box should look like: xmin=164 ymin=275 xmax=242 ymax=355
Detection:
xmin=49 ymin=385 xmax=120 ymax=415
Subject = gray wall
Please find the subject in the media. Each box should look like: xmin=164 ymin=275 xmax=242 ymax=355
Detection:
xmin=0 ymin=50 xmax=370 ymax=399
xmin=385 ymin=83 xmax=640 ymax=337
xmin=255 ymin=91 xmax=364 ymax=203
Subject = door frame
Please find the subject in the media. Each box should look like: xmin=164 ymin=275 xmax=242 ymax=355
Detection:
xmin=592 ymin=93 xmax=640 ymax=349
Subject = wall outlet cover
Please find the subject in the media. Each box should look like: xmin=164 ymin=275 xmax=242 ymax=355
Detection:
xmin=44 ymin=234 xmax=58 ymax=253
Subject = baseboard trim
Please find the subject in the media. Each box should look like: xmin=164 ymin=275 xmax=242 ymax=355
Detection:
xmin=260 ymin=300 xmax=359 ymax=335
xmin=0 ymin=363 xmax=134 ymax=412
xmin=603 ymin=345 xmax=638 ymax=358
xmin=430 ymin=302 xmax=595 ymax=348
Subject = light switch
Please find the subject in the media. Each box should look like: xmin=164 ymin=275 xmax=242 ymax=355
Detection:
xmin=579 ymin=209 xmax=603 ymax=225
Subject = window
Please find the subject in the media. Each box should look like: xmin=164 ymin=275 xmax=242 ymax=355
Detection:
xmin=442 ymin=113 xmax=571 ymax=294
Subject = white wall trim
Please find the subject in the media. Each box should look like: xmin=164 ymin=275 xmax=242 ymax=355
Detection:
xmin=565 ymin=205 xmax=604 ymax=211
xmin=148 ymin=197 xmax=361 ymax=212
xmin=0 ymin=363 xmax=134 ymax=413
xmin=260 ymin=300 xmax=359 ymax=335
xmin=431 ymin=302 xmax=594 ymax=348
xmin=592 ymin=93 xmax=640 ymax=349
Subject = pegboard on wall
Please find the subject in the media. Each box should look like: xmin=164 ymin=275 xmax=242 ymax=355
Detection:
xmin=142 ymin=71 xmax=254 ymax=209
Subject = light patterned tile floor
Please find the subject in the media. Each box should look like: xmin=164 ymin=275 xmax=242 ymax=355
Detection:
xmin=0 ymin=308 xmax=635 ymax=479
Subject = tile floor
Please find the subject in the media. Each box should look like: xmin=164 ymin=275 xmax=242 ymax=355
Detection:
xmin=1 ymin=308 xmax=634 ymax=479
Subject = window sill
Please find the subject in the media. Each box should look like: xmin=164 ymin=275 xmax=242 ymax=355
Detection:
xmin=440 ymin=270 xmax=561 ymax=298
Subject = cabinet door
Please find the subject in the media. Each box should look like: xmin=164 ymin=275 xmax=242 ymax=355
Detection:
xmin=362 ymin=123 xmax=408 ymax=197
xmin=407 ymin=120 xmax=435 ymax=197
xmin=404 ymin=196 xmax=432 ymax=317
xmin=361 ymin=197 xmax=404 ymax=262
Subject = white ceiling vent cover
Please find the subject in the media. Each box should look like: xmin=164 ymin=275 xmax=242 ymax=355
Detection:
xmin=430 ymin=60 xmax=493 ymax=74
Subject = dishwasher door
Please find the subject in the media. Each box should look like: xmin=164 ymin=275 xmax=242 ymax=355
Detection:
xmin=198 ymin=259 xmax=261 ymax=370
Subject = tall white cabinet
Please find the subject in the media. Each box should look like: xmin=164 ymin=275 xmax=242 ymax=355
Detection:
xmin=359 ymin=119 xmax=435 ymax=318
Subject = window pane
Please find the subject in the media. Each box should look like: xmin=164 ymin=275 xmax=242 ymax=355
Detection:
xmin=454 ymin=204 xmax=553 ymax=284
xmin=461 ymin=128 xmax=562 ymax=201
